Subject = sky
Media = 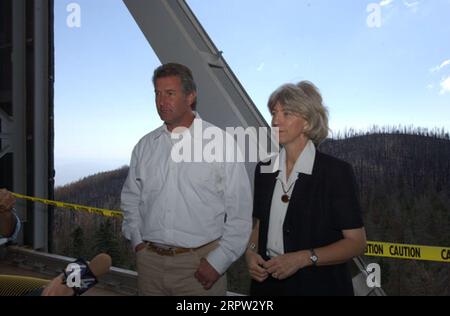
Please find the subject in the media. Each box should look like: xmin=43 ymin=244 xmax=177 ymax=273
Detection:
xmin=54 ymin=0 xmax=450 ymax=186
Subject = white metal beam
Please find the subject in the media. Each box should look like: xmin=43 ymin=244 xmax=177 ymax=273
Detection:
xmin=123 ymin=0 xmax=268 ymax=127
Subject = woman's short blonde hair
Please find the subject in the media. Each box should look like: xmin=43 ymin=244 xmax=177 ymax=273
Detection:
xmin=268 ymin=81 xmax=329 ymax=145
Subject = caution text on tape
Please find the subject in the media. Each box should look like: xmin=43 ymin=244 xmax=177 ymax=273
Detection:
xmin=365 ymin=241 xmax=449 ymax=263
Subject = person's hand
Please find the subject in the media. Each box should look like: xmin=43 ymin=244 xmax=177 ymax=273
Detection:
xmin=41 ymin=274 xmax=75 ymax=296
xmin=0 ymin=189 xmax=15 ymax=214
xmin=194 ymin=258 xmax=220 ymax=290
xmin=0 ymin=189 xmax=17 ymax=237
xmin=263 ymin=251 xmax=309 ymax=280
xmin=245 ymin=250 xmax=269 ymax=282
xmin=135 ymin=243 xmax=146 ymax=253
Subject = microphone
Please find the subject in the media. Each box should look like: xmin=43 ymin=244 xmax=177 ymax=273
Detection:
xmin=26 ymin=253 xmax=112 ymax=296
xmin=86 ymin=253 xmax=112 ymax=279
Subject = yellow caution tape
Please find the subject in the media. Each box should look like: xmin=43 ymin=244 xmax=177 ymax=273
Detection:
xmin=12 ymin=193 xmax=123 ymax=219
xmin=365 ymin=241 xmax=450 ymax=263
xmin=12 ymin=193 xmax=450 ymax=263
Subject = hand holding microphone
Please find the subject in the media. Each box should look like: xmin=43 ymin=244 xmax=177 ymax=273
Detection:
xmin=40 ymin=253 xmax=112 ymax=296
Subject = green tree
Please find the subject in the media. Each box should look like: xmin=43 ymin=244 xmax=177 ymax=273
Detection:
xmin=93 ymin=219 xmax=123 ymax=266
xmin=70 ymin=226 xmax=86 ymax=259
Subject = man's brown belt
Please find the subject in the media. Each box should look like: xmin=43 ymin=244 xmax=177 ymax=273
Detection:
xmin=144 ymin=240 xmax=217 ymax=256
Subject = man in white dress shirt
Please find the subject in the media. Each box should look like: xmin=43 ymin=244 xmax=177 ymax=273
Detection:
xmin=121 ymin=63 xmax=252 ymax=295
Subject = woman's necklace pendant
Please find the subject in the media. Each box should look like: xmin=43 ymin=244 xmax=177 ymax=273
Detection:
xmin=279 ymin=177 xmax=296 ymax=204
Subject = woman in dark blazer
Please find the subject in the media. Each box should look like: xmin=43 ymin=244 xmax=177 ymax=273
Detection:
xmin=246 ymin=82 xmax=367 ymax=296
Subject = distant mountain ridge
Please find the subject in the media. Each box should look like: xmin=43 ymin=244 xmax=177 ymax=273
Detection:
xmin=320 ymin=133 xmax=450 ymax=195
